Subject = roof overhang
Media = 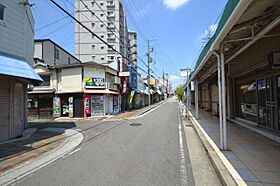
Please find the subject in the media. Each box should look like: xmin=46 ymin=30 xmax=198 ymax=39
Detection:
xmin=0 ymin=55 xmax=43 ymax=83
xmin=191 ymin=0 xmax=280 ymax=81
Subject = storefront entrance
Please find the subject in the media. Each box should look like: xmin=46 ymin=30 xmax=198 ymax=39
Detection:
xmin=91 ymin=95 xmax=104 ymax=116
xmin=257 ymin=76 xmax=279 ymax=130
xmin=236 ymin=75 xmax=280 ymax=131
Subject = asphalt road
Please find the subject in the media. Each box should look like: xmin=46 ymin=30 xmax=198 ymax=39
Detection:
xmin=12 ymin=99 xmax=220 ymax=186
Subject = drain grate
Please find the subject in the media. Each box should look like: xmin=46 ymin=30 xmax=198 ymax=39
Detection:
xmin=129 ymin=123 xmax=142 ymax=127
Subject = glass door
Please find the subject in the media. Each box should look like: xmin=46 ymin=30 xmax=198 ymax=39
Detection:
xmin=266 ymin=76 xmax=279 ymax=130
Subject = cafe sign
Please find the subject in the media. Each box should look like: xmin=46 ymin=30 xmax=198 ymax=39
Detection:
xmin=85 ymin=77 xmax=105 ymax=88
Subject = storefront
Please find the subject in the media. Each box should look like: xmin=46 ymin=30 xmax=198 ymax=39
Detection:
xmin=234 ymin=73 xmax=280 ymax=131
xmin=28 ymin=93 xmax=54 ymax=120
xmin=53 ymin=94 xmax=83 ymax=118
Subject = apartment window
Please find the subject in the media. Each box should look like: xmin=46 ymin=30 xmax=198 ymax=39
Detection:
xmin=91 ymin=12 xmax=95 ymax=17
xmin=54 ymin=48 xmax=59 ymax=60
xmin=68 ymin=57 xmax=71 ymax=64
xmin=0 ymin=4 xmax=4 ymax=21
xmin=40 ymin=75 xmax=50 ymax=86
xmin=92 ymin=45 xmax=95 ymax=50
xmin=100 ymin=13 xmax=104 ymax=17
xmin=91 ymin=23 xmax=95 ymax=28
xmin=107 ymin=33 xmax=114 ymax=39
xmin=101 ymin=57 xmax=105 ymax=61
xmin=92 ymin=56 xmax=96 ymax=61
xmin=101 ymin=24 xmax=104 ymax=28
xmin=101 ymin=34 xmax=104 ymax=38
xmin=101 ymin=46 xmax=104 ymax=49
xmin=92 ymin=34 xmax=95 ymax=39
xmin=91 ymin=2 xmax=95 ymax=7
xmin=100 ymin=3 xmax=104 ymax=6
xmin=107 ymin=11 xmax=114 ymax=17
xmin=107 ymin=56 xmax=115 ymax=61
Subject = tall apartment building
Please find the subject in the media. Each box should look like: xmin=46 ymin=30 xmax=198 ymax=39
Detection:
xmin=128 ymin=31 xmax=137 ymax=67
xmin=75 ymin=0 xmax=130 ymax=71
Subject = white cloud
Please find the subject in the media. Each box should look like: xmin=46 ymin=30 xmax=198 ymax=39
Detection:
xmin=169 ymin=75 xmax=186 ymax=90
xmin=163 ymin=0 xmax=190 ymax=10
xmin=198 ymin=24 xmax=218 ymax=43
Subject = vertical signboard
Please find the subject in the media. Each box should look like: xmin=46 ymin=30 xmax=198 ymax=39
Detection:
xmin=53 ymin=97 xmax=61 ymax=118
xmin=84 ymin=96 xmax=91 ymax=116
xmin=69 ymin=97 xmax=74 ymax=118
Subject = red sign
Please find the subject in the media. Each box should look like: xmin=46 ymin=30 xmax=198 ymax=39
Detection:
xmin=84 ymin=96 xmax=91 ymax=115
xmin=122 ymin=78 xmax=127 ymax=94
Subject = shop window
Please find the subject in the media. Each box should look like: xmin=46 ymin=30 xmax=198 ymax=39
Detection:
xmin=236 ymin=80 xmax=257 ymax=123
xmin=257 ymin=79 xmax=266 ymax=126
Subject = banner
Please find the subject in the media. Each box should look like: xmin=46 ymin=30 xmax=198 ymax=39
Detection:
xmin=84 ymin=96 xmax=91 ymax=116
xmin=53 ymin=97 xmax=61 ymax=118
xmin=129 ymin=90 xmax=135 ymax=104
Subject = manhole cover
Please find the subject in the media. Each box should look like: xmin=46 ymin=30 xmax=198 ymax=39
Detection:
xmin=129 ymin=123 xmax=142 ymax=127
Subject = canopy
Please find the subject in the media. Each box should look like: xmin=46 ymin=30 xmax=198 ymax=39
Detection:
xmin=0 ymin=55 xmax=42 ymax=82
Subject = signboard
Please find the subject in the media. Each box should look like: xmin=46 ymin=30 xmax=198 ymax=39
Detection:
xmin=53 ymin=97 xmax=61 ymax=118
xmin=129 ymin=90 xmax=135 ymax=104
xmin=269 ymin=52 xmax=280 ymax=68
xmin=84 ymin=96 xmax=91 ymax=116
xmin=180 ymin=68 xmax=191 ymax=78
xmin=85 ymin=77 xmax=105 ymax=88
xmin=150 ymin=79 xmax=156 ymax=85
xmin=107 ymin=83 xmax=118 ymax=91
xmin=69 ymin=97 xmax=74 ymax=118
xmin=119 ymin=71 xmax=131 ymax=77
xmin=122 ymin=77 xmax=128 ymax=94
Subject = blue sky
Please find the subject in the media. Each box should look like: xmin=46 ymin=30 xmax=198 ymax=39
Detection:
xmin=31 ymin=0 xmax=227 ymax=89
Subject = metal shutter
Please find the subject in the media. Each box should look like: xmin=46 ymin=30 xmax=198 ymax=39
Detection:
xmin=0 ymin=77 xmax=10 ymax=141
xmin=13 ymin=82 xmax=24 ymax=138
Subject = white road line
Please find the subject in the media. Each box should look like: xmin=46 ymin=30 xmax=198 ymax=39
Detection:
xmin=136 ymin=102 xmax=166 ymax=119
xmin=178 ymin=112 xmax=188 ymax=186
xmin=67 ymin=148 xmax=81 ymax=156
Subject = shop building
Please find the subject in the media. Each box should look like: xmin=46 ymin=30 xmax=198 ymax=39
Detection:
xmin=0 ymin=1 xmax=42 ymax=141
xmin=187 ymin=0 xmax=280 ymax=149
xmin=28 ymin=39 xmax=81 ymax=120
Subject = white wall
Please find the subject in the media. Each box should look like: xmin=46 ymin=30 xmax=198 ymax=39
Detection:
xmin=0 ymin=0 xmax=34 ymax=64
xmin=58 ymin=67 xmax=83 ymax=93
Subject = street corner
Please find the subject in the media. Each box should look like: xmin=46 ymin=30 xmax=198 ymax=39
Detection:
xmin=0 ymin=128 xmax=84 ymax=186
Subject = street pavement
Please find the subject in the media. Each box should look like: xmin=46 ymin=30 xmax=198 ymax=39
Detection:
xmin=11 ymin=98 xmax=220 ymax=186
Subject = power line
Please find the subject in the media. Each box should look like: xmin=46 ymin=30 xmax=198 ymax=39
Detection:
xmin=49 ymin=0 xmax=148 ymax=74
xmin=65 ymin=0 xmax=149 ymax=69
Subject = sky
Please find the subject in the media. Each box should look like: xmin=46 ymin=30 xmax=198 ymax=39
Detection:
xmin=31 ymin=0 xmax=227 ymax=90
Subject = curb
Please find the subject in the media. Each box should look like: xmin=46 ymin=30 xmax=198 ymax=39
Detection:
xmin=186 ymin=110 xmax=246 ymax=186
xmin=0 ymin=128 xmax=84 ymax=186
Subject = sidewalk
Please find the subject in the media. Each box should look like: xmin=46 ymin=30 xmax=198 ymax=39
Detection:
xmin=0 ymin=128 xmax=83 ymax=185
xmin=189 ymin=107 xmax=280 ymax=186
xmin=0 ymin=130 xmax=65 ymax=173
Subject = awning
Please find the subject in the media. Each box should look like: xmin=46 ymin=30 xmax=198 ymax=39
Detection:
xmin=150 ymin=89 xmax=155 ymax=94
xmin=0 ymin=55 xmax=42 ymax=82
xmin=84 ymin=89 xmax=119 ymax=95
xmin=157 ymin=90 xmax=162 ymax=95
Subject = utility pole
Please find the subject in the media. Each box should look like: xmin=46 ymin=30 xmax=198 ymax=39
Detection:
xmin=147 ymin=39 xmax=152 ymax=106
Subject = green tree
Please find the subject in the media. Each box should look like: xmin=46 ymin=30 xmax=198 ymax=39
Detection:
xmin=175 ymin=84 xmax=185 ymax=101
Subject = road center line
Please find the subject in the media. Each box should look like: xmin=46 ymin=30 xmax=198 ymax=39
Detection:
xmin=136 ymin=101 xmax=166 ymax=119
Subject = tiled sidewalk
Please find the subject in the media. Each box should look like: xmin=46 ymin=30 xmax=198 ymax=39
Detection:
xmin=190 ymin=108 xmax=280 ymax=186
xmin=0 ymin=130 xmax=66 ymax=173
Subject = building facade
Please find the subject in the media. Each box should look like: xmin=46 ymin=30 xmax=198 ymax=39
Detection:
xmin=75 ymin=0 xmax=129 ymax=71
xmin=188 ymin=0 xmax=280 ymax=149
xmin=0 ymin=0 xmax=42 ymax=142
xmin=28 ymin=39 xmax=81 ymax=120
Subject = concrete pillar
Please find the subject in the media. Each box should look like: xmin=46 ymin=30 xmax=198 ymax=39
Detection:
xmin=217 ymin=53 xmax=224 ymax=150
xmin=221 ymin=51 xmax=227 ymax=150
xmin=195 ymin=79 xmax=199 ymax=119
